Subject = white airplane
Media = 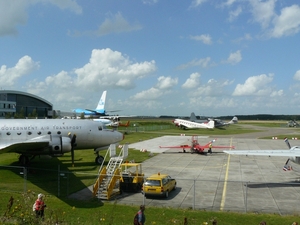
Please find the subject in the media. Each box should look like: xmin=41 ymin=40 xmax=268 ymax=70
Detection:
xmin=0 ymin=119 xmax=123 ymax=165
xmin=173 ymin=119 xmax=215 ymax=129
xmin=223 ymin=138 xmax=298 ymax=171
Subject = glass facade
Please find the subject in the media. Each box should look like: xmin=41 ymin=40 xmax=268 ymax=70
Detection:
xmin=0 ymin=91 xmax=53 ymax=118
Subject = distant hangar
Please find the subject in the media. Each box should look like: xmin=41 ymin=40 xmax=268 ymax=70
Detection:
xmin=0 ymin=90 xmax=53 ymax=119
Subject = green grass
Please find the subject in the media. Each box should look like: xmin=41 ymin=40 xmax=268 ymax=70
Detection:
xmin=1 ymin=121 xmax=300 ymax=224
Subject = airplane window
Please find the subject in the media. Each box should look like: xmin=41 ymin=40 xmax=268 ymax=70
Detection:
xmin=57 ymin=131 xmax=61 ymax=134
xmin=27 ymin=132 xmax=32 ymax=135
xmin=48 ymin=131 xmax=51 ymax=135
xmin=6 ymin=132 xmax=11 ymax=135
xmin=37 ymin=131 xmax=42 ymax=135
xmin=17 ymin=132 xmax=21 ymax=135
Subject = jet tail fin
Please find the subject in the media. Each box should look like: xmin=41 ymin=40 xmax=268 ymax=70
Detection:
xmin=95 ymin=90 xmax=107 ymax=113
xmin=190 ymin=112 xmax=197 ymax=122
xmin=229 ymin=116 xmax=238 ymax=124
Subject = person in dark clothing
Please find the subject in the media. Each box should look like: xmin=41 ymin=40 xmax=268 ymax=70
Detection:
xmin=135 ymin=205 xmax=146 ymax=225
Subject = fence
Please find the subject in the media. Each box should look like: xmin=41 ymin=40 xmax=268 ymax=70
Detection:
xmin=1 ymin=165 xmax=300 ymax=215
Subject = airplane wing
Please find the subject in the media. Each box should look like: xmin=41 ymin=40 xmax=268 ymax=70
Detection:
xmin=159 ymin=144 xmax=191 ymax=149
xmin=223 ymin=149 xmax=300 ymax=156
xmin=0 ymin=139 xmax=49 ymax=154
xmin=202 ymin=139 xmax=235 ymax=149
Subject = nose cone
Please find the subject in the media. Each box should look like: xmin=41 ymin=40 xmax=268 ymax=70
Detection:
xmin=115 ymin=130 xmax=124 ymax=142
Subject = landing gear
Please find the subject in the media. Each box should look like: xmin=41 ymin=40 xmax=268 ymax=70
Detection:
xmin=95 ymin=155 xmax=104 ymax=165
xmin=19 ymin=155 xmax=29 ymax=165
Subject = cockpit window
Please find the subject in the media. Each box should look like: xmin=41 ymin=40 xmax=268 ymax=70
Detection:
xmin=98 ymin=126 xmax=102 ymax=131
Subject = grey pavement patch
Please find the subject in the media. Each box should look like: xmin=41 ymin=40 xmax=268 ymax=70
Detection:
xmin=71 ymin=132 xmax=300 ymax=215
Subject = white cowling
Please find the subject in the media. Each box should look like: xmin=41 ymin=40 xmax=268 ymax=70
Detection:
xmin=49 ymin=135 xmax=72 ymax=156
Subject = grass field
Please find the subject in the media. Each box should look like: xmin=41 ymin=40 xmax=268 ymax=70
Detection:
xmin=1 ymin=120 xmax=300 ymax=224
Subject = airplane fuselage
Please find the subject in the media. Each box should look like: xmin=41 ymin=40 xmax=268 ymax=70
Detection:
xmin=173 ymin=119 xmax=214 ymax=129
xmin=0 ymin=119 xmax=123 ymax=155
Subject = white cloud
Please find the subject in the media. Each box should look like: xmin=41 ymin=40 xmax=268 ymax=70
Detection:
xmin=223 ymin=50 xmax=242 ymax=65
xmin=142 ymin=0 xmax=158 ymax=5
xmin=74 ymin=48 xmax=156 ymax=90
xmin=0 ymin=0 xmax=28 ymax=36
xmin=250 ymin=0 xmax=276 ymax=29
xmin=46 ymin=0 xmax=82 ymax=14
xmin=190 ymin=34 xmax=212 ymax=45
xmin=270 ymin=90 xmax=283 ymax=97
xmin=190 ymin=0 xmax=208 ymax=8
xmin=228 ymin=6 xmax=242 ymax=22
xmin=45 ymin=71 xmax=73 ymax=88
xmin=73 ymin=12 xmax=142 ymax=37
xmin=177 ymin=57 xmax=211 ymax=70
xmin=270 ymin=5 xmax=300 ymax=38
xmin=156 ymin=76 xmax=178 ymax=89
xmin=182 ymin=72 xmax=200 ymax=89
xmin=224 ymin=0 xmax=237 ymax=7
xmin=0 ymin=56 xmax=40 ymax=86
xmin=132 ymin=87 xmax=162 ymax=100
xmin=0 ymin=0 xmax=82 ymax=36
xmin=293 ymin=70 xmax=300 ymax=81
xmin=232 ymin=74 xmax=274 ymax=96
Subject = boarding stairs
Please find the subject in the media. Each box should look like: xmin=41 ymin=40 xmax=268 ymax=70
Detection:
xmin=93 ymin=143 xmax=128 ymax=200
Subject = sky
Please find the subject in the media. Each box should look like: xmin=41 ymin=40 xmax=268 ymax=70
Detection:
xmin=1 ymin=0 xmax=300 ymax=117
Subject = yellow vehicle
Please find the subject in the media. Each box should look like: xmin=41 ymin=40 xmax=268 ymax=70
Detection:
xmin=142 ymin=173 xmax=176 ymax=198
xmin=119 ymin=162 xmax=144 ymax=192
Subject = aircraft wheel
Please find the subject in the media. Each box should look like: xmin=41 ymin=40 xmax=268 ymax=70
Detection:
xmin=173 ymin=183 xmax=176 ymax=191
xmin=95 ymin=155 xmax=104 ymax=165
xmin=19 ymin=155 xmax=29 ymax=165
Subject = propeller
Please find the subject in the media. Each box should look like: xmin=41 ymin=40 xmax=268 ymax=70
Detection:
xmin=68 ymin=133 xmax=77 ymax=167
xmin=283 ymin=138 xmax=292 ymax=171
xmin=284 ymin=137 xmax=291 ymax=149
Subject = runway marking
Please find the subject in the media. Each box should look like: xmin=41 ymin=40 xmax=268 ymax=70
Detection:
xmin=220 ymin=137 xmax=232 ymax=211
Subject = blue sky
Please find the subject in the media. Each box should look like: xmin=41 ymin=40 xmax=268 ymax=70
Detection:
xmin=1 ymin=0 xmax=300 ymax=117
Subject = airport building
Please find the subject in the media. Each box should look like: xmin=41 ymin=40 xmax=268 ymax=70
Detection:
xmin=0 ymin=90 xmax=53 ymax=118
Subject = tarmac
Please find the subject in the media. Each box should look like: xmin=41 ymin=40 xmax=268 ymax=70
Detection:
xmin=69 ymin=125 xmax=300 ymax=215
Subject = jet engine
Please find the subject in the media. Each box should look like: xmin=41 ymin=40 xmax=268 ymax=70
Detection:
xmin=49 ymin=135 xmax=72 ymax=156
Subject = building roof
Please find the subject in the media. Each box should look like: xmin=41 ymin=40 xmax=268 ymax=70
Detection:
xmin=0 ymin=90 xmax=53 ymax=107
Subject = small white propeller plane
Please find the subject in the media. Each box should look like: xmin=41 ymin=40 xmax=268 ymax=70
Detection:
xmin=223 ymin=138 xmax=299 ymax=171
xmin=0 ymin=119 xmax=124 ymax=166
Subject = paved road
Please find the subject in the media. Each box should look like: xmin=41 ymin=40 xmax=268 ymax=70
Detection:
xmin=70 ymin=124 xmax=300 ymax=215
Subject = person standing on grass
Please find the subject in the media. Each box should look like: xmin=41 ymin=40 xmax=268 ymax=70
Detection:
xmin=134 ymin=205 xmax=146 ymax=225
xmin=34 ymin=193 xmax=46 ymax=220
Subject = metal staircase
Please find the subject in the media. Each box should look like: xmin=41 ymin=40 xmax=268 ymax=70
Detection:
xmin=93 ymin=143 xmax=128 ymax=200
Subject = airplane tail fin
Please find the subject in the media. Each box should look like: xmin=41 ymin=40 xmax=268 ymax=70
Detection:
xmin=120 ymin=121 xmax=130 ymax=127
xmin=229 ymin=116 xmax=238 ymax=124
xmin=207 ymin=120 xmax=215 ymax=129
xmin=190 ymin=112 xmax=197 ymax=122
xmin=96 ymin=90 xmax=107 ymax=112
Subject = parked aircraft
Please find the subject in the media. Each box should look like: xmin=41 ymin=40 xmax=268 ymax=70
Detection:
xmin=160 ymin=136 xmax=234 ymax=154
xmin=108 ymin=121 xmax=130 ymax=128
xmin=212 ymin=116 xmax=238 ymax=128
xmin=223 ymin=138 xmax=298 ymax=171
xmin=188 ymin=113 xmax=238 ymax=128
xmin=173 ymin=119 xmax=215 ymax=129
xmin=0 ymin=119 xmax=123 ymax=165
xmin=287 ymin=120 xmax=300 ymax=127
xmin=72 ymin=90 xmax=118 ymax=117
